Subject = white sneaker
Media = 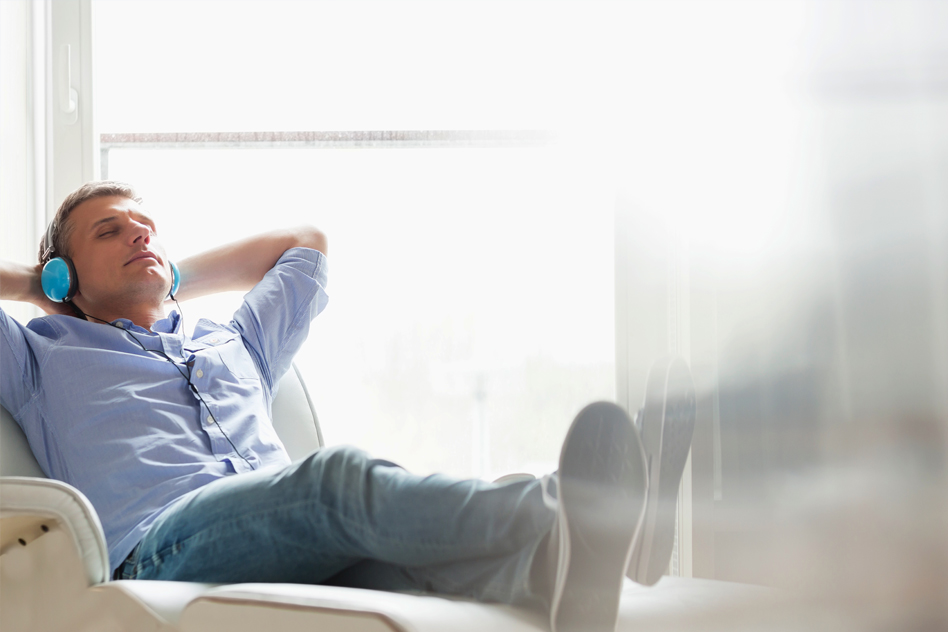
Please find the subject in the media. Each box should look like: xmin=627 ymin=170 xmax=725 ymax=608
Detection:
xmin=627 ymin=356 xmax=697 ymax=586
xmin=548 ymin=402 xmax=648 ymax=632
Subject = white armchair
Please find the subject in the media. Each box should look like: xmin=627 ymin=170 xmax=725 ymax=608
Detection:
xmin=1 ymin=364 xmax=777 ymax=632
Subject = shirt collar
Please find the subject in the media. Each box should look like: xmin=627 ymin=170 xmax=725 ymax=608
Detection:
xmin=110 ymin=310 xmax=180 ymax=335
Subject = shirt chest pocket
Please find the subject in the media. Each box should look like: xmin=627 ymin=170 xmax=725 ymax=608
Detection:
xmin=188 ymin=332 xmax=260 ymax=381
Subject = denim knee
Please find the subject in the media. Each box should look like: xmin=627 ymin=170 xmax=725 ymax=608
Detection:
xmin=284 ymin=445 xmax=400 ymax=516
xmin=295 ymin=445 xmax=379 ymax=482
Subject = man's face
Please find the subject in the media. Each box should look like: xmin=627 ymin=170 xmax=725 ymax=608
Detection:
xmin=66 ymin=195 xmax=172 ymax=308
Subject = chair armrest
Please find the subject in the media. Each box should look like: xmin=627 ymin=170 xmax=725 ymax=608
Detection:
xmin=0 ymin=476 xmax=110 ymax=586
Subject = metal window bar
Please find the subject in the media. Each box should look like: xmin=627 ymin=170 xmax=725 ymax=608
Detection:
xmin=99 ymin=130 xmax=555 ymax=179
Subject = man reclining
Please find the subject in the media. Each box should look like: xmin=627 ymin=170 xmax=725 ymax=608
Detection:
xmin=0 ymin=181 xmax=695 ymax=632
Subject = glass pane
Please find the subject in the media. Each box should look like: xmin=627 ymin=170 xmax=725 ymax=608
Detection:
xmin=93 ymin=0 xmax=602 ymax=133
xmin=105 ymin=145 xmax=615 ymax=478
xmin=92 ymin=0 xmax=803 ymax=135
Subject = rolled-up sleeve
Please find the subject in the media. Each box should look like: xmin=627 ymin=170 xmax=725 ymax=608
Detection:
xmin=230 ymin=247 xmax=329 ymax=395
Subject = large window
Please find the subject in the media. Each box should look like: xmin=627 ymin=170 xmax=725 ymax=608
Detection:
xmin=93 ymin=1 xmax=619 ymax=480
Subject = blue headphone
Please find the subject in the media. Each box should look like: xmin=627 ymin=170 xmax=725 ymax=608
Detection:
xmin=40 ymin=221 xmax=180 ymax=303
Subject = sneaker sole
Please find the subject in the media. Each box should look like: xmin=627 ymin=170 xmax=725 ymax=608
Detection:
xmin=551 ymin=402 xmax=648 ymax=632
xmin=628 ymin=356 xmax=697 ymax=586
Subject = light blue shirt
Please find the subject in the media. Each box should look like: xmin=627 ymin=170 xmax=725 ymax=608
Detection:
xmin=0 ymin=247 xmax=329 ymax=572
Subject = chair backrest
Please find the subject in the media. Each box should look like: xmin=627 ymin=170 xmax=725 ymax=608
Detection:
xmin=271 ymin=364 xmax=324 ymax=460
xmin=0 ymin=363 xmax=323 ymax=477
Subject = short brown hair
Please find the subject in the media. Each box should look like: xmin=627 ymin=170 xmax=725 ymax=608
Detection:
xmin=39 ymin=181 xmax=142 ymax=264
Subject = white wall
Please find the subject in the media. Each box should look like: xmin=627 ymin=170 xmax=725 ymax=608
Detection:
xmin=0 ymin=0 xmax=39 ymax=324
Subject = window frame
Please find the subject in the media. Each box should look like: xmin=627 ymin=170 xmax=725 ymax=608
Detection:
xmin=48 ymin=0 xmax=97 ymax=221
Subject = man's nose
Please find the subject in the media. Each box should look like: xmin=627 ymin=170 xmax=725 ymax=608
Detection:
xmin=129 ymin=221 xmax=152 ymax=245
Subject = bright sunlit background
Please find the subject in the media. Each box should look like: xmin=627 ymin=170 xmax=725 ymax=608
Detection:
xmin=92 ymin=0 xmax=805 ymax=480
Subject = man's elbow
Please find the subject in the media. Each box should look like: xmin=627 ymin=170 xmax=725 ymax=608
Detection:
xmin=294 ymin=226 xmax=328 ymax=256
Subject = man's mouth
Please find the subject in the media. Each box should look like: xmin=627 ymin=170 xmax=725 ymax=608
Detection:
xmin=125 ymin=252 xmax=159 ymax=266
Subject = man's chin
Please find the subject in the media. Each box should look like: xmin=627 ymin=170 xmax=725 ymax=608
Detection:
xmin=101 ymin=281 xmax=170 ymax=309
xmin=128 ymin=269 xmax=170 ymax=293
xmin=127 ymin=283 xmax=170 ymax=304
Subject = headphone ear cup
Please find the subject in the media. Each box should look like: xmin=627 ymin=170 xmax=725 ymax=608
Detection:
xmin=169 ymin=261 xmax=180 ymax=298
xmin=41 ymin=256 xmax=78 ymax=303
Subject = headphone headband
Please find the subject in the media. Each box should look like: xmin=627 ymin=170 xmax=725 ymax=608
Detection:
xmin=42 ymin=218 xmax=58 ymax=264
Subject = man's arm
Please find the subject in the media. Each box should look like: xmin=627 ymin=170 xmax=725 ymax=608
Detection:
xmin=171 ymin=226 xmax=327 ymax=302
xmin=1 ymin=261 xmax=57 ymax=418
xmin=0 ymin=259 xmax=74 ymax=316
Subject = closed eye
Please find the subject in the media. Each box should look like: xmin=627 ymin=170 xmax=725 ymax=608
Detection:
xmin=98 ymin=230 xmax=116 ymax=238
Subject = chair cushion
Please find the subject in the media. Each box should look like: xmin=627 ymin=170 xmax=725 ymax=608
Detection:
xmin=92 ymin=580 xmax=221 ymax=626
xmin=180 ymin=582 xmax=547 ymax=632
xmin=617 ymin=575 xmax=784 ymax=630
xmin=176 ymin=577 xmax=781 ymax=632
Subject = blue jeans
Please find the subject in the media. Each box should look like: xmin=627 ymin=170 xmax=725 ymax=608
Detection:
xmin=114 ymin=446 xmax=555 ymax=606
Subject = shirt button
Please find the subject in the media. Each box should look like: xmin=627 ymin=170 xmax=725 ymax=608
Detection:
xmin=206 ymin=415 xmax=214 ymax=425
xmin=211 ymin=338 xmax=219 ymax=344
xmin=195 ymin=369 xmax=204 ymax=378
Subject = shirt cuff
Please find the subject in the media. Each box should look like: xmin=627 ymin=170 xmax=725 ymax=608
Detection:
xmin=277 ymin=247 xmax=328 ymax=289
